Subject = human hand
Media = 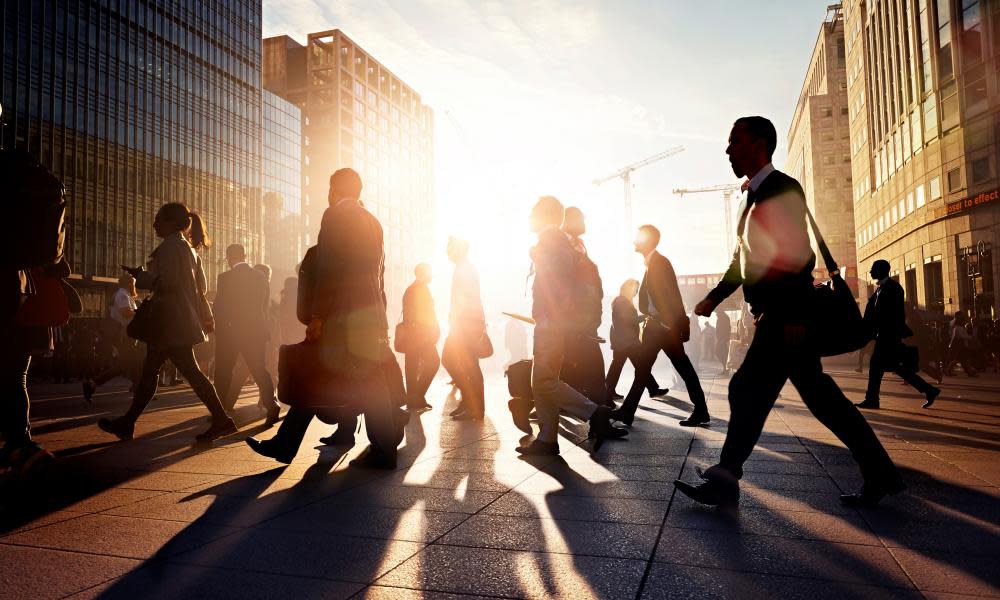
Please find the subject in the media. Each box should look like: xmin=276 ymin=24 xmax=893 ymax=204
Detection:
xmin=694 ymin=298 xmax=715 ymax=317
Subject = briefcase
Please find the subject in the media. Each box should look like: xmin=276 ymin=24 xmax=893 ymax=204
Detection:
xmin=505 ymin=359 xmax=533 ymax=399
xmin=278 ymin=341 xmax=358 ymax=411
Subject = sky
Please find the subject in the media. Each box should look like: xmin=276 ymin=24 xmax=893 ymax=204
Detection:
xmin=263 ymin=0 xmax=837 ymax=316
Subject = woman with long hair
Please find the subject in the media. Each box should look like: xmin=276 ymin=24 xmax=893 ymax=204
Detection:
xmin=99 ymin=203 xmax=236 ymax=441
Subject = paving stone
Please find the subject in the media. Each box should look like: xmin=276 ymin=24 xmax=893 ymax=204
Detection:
xmin=483 ymin=492 xmax=669 ymax=525
xmin=359 ymin=586 xmax=493 ymax=599
xmin=170 ymin=528 xmax=422 ymax=584
xmin=0 ymin=544 xmax=140 ymax=600
xmin=888 ymin=547 xmax=1000 ymax=596
xmin=664 ymin=505 xmax=881 ymax=545
xmin=262 ymin=505 xmax=469 ymax=542
xmin=377 ymin=544 xmax=647 ymax=599
xmin=325 ymin=484 xmax=503 ymax=514
xmin=640 ymin=563 xmax=922 ymax=600
xmin=439 ymin=513 xmax=660 ymax=559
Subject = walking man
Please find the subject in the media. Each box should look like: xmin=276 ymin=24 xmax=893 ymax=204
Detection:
xmin=676 ymin=116 xmax=904 ymax=507
xmin=856 ymin=259 xmax=941 ymax=409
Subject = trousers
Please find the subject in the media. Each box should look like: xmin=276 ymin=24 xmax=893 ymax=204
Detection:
xmin=618 ymin=322 xmax=707 ymax=418
xmin=124 ymin=344 xmax=229 ymax=424
xmin=531 ymin=324 xmax=598 ymax=443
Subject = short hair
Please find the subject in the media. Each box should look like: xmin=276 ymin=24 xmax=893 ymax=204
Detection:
xmin=254 ymin=263 xmax=272 ymax=282
xmin=734 ymin=116 xmax=777 ymax=159
xmin=118 ymin=272 xmax=136 ymax=288
xmin=562 ymin=206 xmax=585 ymax=235
xmin=414 ymin=262 xmax=432 ymax=279
xmin=637 ymin=224 xmax=661 ymax=248
xmin=532 ymin=195 xmax=565 ymax=228
xmin=620 ymin=278 xmax=639 ymax=295
xmin=329 ymin=168 xmax=363 ymax=200
xmin=447 ymin=236 xmax=470 ymax=260
xmin=871 ymin=259 xmax=890 ymax=278
xmin=226 ymin=243 xmax=246 ymax=261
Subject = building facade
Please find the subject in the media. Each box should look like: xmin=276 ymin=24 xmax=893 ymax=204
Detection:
xmin=787 ymin=6 xmax=861 ymax=294
xmin=262 ymin=30 xmax=434 ymax=314
xmin=1 ymin=0 xmax=263 ymax=312
xmin=262 ymin=89 xmax=303 ymax=286
xmin=844 ymin=0 xmax=1000 ymax=320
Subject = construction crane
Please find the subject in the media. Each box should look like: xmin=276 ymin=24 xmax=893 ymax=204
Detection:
xmin=672 ymin=184 xmax=743 ymax=258
xmin=593 ymin=146 xmax=685 ymax=235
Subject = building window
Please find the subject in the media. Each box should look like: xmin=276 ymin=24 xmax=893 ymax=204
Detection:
xmin=923 ymin=256 xmax=945 ymax=314
xmin=821 ymin=106 xmax=833 ymax=118
xmin=917 ymin=184 xmax=927 ymax=207
xmin=929 ymin=175 xmax=942 ymax=199
xmin=940 ymin=81 xmax=960 ymax=131
xmin=960 ymin=0 xmax=983 ymax=64
xmin=937 ymin=0 xmax=954 ymax=81
xmin=971 ymin=156 xmax=993 ymax=183
xmin=898 ymin=198 xmax=906 ymax=220
xmin=907 ymin=192 xmax=915 ymax=214
xmin=922 ymin=95 xmax=939 ymax=140
xmin=947 ymin=167 xmax=963 ymax=192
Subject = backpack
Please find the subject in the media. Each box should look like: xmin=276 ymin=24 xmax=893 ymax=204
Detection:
xmin=0 ymin=150 xmax=66 ymax=270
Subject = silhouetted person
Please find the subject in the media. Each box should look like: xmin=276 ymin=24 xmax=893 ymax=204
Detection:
xmin=100 ymin=203 xmax=237 ymax=442
xmin=401 ymin=262 xmax=441 ymax=412
xmin=677 ymin=116 xmax=903 ymax=508
xmin=610 ymin=225 xmax=709 ymax=427
xmin=558 ymin=206 xmax=610 ymax=404
xmin=946 ymin=312 xmax=978 ymax=377
xmin=856 ymin=260 xmax=940 ymax=410
xmin=83 ymin=273 xmax=142 ymax=401
xmin=212 ymin=244 xmax=280 ymax=424
xmin=605 ymin=278 xmax=667 ymax=401
xmin=715 ymin=310 xmax=732 ymax=374
xmin=247 ymin=168 xmax=399 ymax=468
xmin=442 ymin=236 xmax=486 ymax=421
xmin=516 ymin=196 xmax=626 ymax=456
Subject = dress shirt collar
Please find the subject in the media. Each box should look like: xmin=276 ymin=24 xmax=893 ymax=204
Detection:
xmin=747 ymin=162 xmax=776 ymax=193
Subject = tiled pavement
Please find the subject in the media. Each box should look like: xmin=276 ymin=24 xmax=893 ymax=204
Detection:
xmin=1 ymin=360 xmax=998 ymax=599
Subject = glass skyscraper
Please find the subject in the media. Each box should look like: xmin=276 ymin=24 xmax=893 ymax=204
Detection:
xmin=1 ymin=0 xmax=263 ymax=311
xmin=262 ymin=89 xmax=303 ymax=284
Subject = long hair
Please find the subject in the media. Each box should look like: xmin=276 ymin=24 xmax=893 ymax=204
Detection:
xmin=155 ymin=202 xmax=211 ymax=250
xmin=187 ymin=212 xmax=212 ymax=250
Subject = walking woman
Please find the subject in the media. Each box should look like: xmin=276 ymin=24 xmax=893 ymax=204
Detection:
xmin=442 ymin=237 xmax=487 ymax=421
xmin=99 ymin=203 xmax=237 ymax=441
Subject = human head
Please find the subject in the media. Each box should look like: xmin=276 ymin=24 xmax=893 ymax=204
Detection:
xmin=225 ymin=243 xmax=246 ymax=268
xmin=118 ymin=273 xmax=137 ymax=297
xmin=446 ymin=236 xmax=469 ymax=263
xmin=727 ymin=116 xmax=776 ymax=179
xmin=254 ymin=263 xmax=272 ymax=283
xmin=562 ymin=206 xmax=586 ymax=237
xmin=530 ymin=195 xmax=564 ymax=233
xmin=634 ymin=224 xmax=661 ymax=256
xmin=328 ymin=168 xmax=363 ymax=204
xmin=414 ymin=262 xmax=432 ymax=283
xmin=870 ymin=259 xmax=890 ymax=281
xmin=620 ymin=278 xmax=640 ymax=299
xmin=282 ymin=276 xmax=297 ymax=295
xmin=154 ymin=203 xmax=211 ymax=249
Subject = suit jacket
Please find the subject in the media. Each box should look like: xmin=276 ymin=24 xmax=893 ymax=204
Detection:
xmin=864 ymin=277 xmax=913 ymax=341
xmin=706 ymin=170 xmax=816 ymax=321
xmin=214 ymin=263 xmax=270 ymax=344
xmin=530 ymin=228 xmax=576 ymax=326
xmin=402 ymin=280 xmax=440 ymax=344
xmin=311 ymin=199 xmax=388 ymax=342
xmin=639 ymin=251 xmax=687 ymax=333
xmin=609 ymin=295 xmax=641 ymax=351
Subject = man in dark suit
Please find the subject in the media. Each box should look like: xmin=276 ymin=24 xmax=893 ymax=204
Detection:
xmin=246 ymin=168 xmax=400 ymax=468
xmin=213 ymin=244 xmax=280 ymax=425
xmin=857 ymin=259 xmax=940 ymax=409
xmin=676 ymin=116 xmax=903 ymax=508
xmin=610 ymin=225 xmax=709 ymax=427
xmin=605 ymin=278 xmax=668 ymax=401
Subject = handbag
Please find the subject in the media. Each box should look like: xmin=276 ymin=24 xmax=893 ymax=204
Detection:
xmin=505 ymin=359 xmax=533 ymax=399
xmin=278 ymin=341 xmax=370 ymax=414
xmin=393 ymin=321 xmax=412 ymax=354
xmin=127 ymin=294 xmax=165 ymax=344
xmin=14 ymin=267 xmax=70 ymax=327
xmin=803 ymin=206 xmax=868 ymax=357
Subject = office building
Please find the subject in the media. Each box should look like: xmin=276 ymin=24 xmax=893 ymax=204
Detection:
xmin=844 ymin=0 xmax=1000 ymax=319
xmin=787 ymin=5 xmax=860 ymax=294
xmin=1 ymin=0 xmax=263 ymax=312
xmin=263 ymin=30 xmax=434 ymax=313
xmin=262 ymin=89 xmax=303 ymax=285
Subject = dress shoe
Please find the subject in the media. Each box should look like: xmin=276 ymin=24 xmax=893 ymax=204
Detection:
xmin=195 ymin=418 xmax=238 ymax=441
xmin=589 ymin=406 xmax=629 ymax=450
xmin=98 ymin=417 xmax=135 ymax=441
xmin=679 ymin=411 xmax=710 ymax=427
xmin=349 ymin=447 xmax=397 ymax=469
xmin=608 ymin=392 xmax=624 ymax=401
xmin=674 ymin=478 xmax=739 ymax=506
xmin=82 ymin=380 xmax=97 ymax=404
xmin=449 ymin=403 xmax=469 ymax=418
xmin=649 ymin=387 xmax=670 ymax=398
xmin=245 ymin=437 xmax=295 ymax=464
xmin=452 ymin=411 xmax=484 ymax=422
xmin=4 ymin=442 xmax=55 ymax=481
xmin=515 ymin=439 xmax=560 ymax=456
xmin=923 ymin=387 xmax=940 ymax=409
xmin=264 ymin=405 xmax=281 ymax=427
xmin=855 ymin=399 xmax=880 ymax=409
xmin=408 ymin=400 xmax=433 ymax=413
xmin=319 ymin=429 xmax=356 ymax=447
xmin=608 ymin=407 xmax=634 ymax=427
xmin=839 ymin=480 xmax=906 ymax=507
xmin=508 ymin=397 xmax=533 ymax=434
